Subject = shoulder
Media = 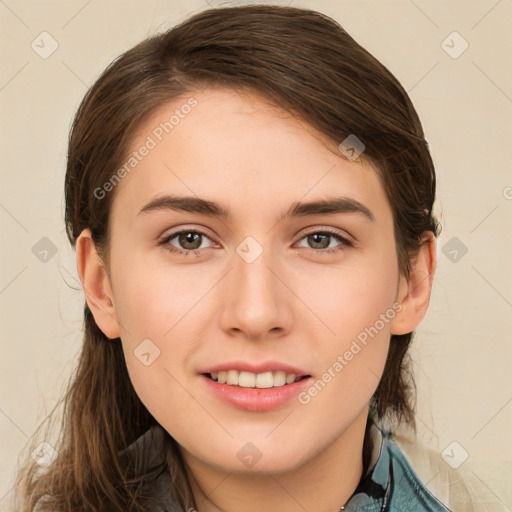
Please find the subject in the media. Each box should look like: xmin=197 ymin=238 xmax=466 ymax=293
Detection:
xmin=390 ymin=429 xmax=511 ymax=512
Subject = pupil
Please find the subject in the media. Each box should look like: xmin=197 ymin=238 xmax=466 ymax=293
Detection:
xmin=180 ymin=232 xmax=200 ymax=249
xmin=310 ymin=233 xmax=328 ymax=248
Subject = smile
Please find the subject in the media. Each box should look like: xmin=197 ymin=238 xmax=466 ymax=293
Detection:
xmin=207 ymin=370 xmax=308 ymax=388
xmin=201 ymin=371 xmax=312 ymax=412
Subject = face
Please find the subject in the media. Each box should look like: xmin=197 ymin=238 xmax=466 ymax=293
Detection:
xmin=94 ymin=87 xmax=406 ymax=473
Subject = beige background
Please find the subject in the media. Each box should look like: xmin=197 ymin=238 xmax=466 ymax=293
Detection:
xmin=1 ymin=0 xmax=511 ymax=509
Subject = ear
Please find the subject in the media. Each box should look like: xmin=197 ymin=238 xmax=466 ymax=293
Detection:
xmin=76 ymin=229 xmax=120 ymax=339
xmin=390 ymin=231 xmax=437 ymax=335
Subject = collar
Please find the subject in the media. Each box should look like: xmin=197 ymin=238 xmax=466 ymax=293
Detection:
xmin=344 ymin=423 xmax=451 ymax=511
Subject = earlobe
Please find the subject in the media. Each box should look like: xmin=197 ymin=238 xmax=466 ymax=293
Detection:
xmin=76 ymin=229 xmax=121 ymax=340
xmin=390 ymin=232 xmax=437 ymax=336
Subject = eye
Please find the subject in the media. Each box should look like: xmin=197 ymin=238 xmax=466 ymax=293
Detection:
xmin=296 ymin=229 xmax=353 ymax=254
xmin=159 ymin=229 xmax=216 ymax=256
xmin=158 ymin=227 xmax=353 ymax=257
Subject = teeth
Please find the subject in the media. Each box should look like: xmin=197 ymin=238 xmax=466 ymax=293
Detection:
xmin=273 ymin=370 xmax=286 ymax=387
xmin=208 ymin=369 xmax=303 ymax=388
xmin=227 ymin=369 xmax=238 ymax=385
xmin=255 ymin=371 xmax=273 ymax=388
xmin=239 ymin=371 xmax=256 ymax=387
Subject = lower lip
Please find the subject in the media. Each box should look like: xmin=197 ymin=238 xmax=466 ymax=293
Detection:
xmin=200 ymin=374 xmax=312 ymax=412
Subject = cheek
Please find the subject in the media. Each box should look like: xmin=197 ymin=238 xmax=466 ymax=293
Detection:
xmin=120 ymin=306 xmax=198 ymax=434
xmin=302 ymin=248 xmax=398 ymax=344
xmin=109 ymin=261 xmax=194 ymax=412
xmin=112 ymin=254 xmax=202 ymax=342
xmin=298 ymin=250 xmax=398 ymax=397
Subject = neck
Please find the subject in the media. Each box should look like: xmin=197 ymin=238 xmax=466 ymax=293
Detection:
xmin=182 ymin=409 xmax=369 ymax=512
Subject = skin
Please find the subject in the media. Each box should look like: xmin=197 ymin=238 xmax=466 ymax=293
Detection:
xmin=76 ymin=87 xmax=436 ymax=512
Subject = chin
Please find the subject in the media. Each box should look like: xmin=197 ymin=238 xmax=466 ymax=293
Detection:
xmin=196 ymin=440 xmax=313 ymax=475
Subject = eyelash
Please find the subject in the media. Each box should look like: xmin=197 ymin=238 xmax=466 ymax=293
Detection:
xmin=158 ymin=228 xmax=353 ymax=257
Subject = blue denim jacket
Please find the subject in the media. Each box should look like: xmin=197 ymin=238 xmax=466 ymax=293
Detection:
xmin=342 ymin=427 xmax=452 ymax=511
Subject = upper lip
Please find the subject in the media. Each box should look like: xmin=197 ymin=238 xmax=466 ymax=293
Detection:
xmin=201 ymin=361 xmax=311 ymax=377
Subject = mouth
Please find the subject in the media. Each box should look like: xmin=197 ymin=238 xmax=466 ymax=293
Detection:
xmin=199 ymin=361 xmax=313 ymax=412
xmin=204 ymin=370 xmax=311 ymax=389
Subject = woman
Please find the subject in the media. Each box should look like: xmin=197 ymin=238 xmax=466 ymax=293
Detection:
xmin=15 ymin=5 xmax=492 ymax=511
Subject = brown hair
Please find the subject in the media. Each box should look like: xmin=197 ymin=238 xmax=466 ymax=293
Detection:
xmin=15 ymin=5 xmax=440 ymax=511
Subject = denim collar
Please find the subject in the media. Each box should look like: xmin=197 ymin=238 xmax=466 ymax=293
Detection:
xmin=344 ymin=424 xmax=451 ymax=511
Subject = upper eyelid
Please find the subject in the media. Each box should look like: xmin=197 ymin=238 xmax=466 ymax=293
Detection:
xmin=300 ymin=226 xmax=352 ymax=239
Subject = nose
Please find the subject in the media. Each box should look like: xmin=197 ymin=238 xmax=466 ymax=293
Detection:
xmin=218 ymin=238 xmax=293 ymax=341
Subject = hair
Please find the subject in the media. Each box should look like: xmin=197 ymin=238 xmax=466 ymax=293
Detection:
xmin=14 ymin=5 xmax=440 ymax=511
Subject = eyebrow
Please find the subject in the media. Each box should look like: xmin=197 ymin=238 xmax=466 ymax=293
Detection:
xmin=138 ymin=195 xmax=375 ymax=223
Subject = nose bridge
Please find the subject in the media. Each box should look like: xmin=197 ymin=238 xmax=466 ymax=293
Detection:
xmin=220 ymin=234 xmax=289 ymax=336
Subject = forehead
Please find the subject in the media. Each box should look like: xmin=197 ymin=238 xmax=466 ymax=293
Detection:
xmin=109 ymin=87 xmax=391 ymax=227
